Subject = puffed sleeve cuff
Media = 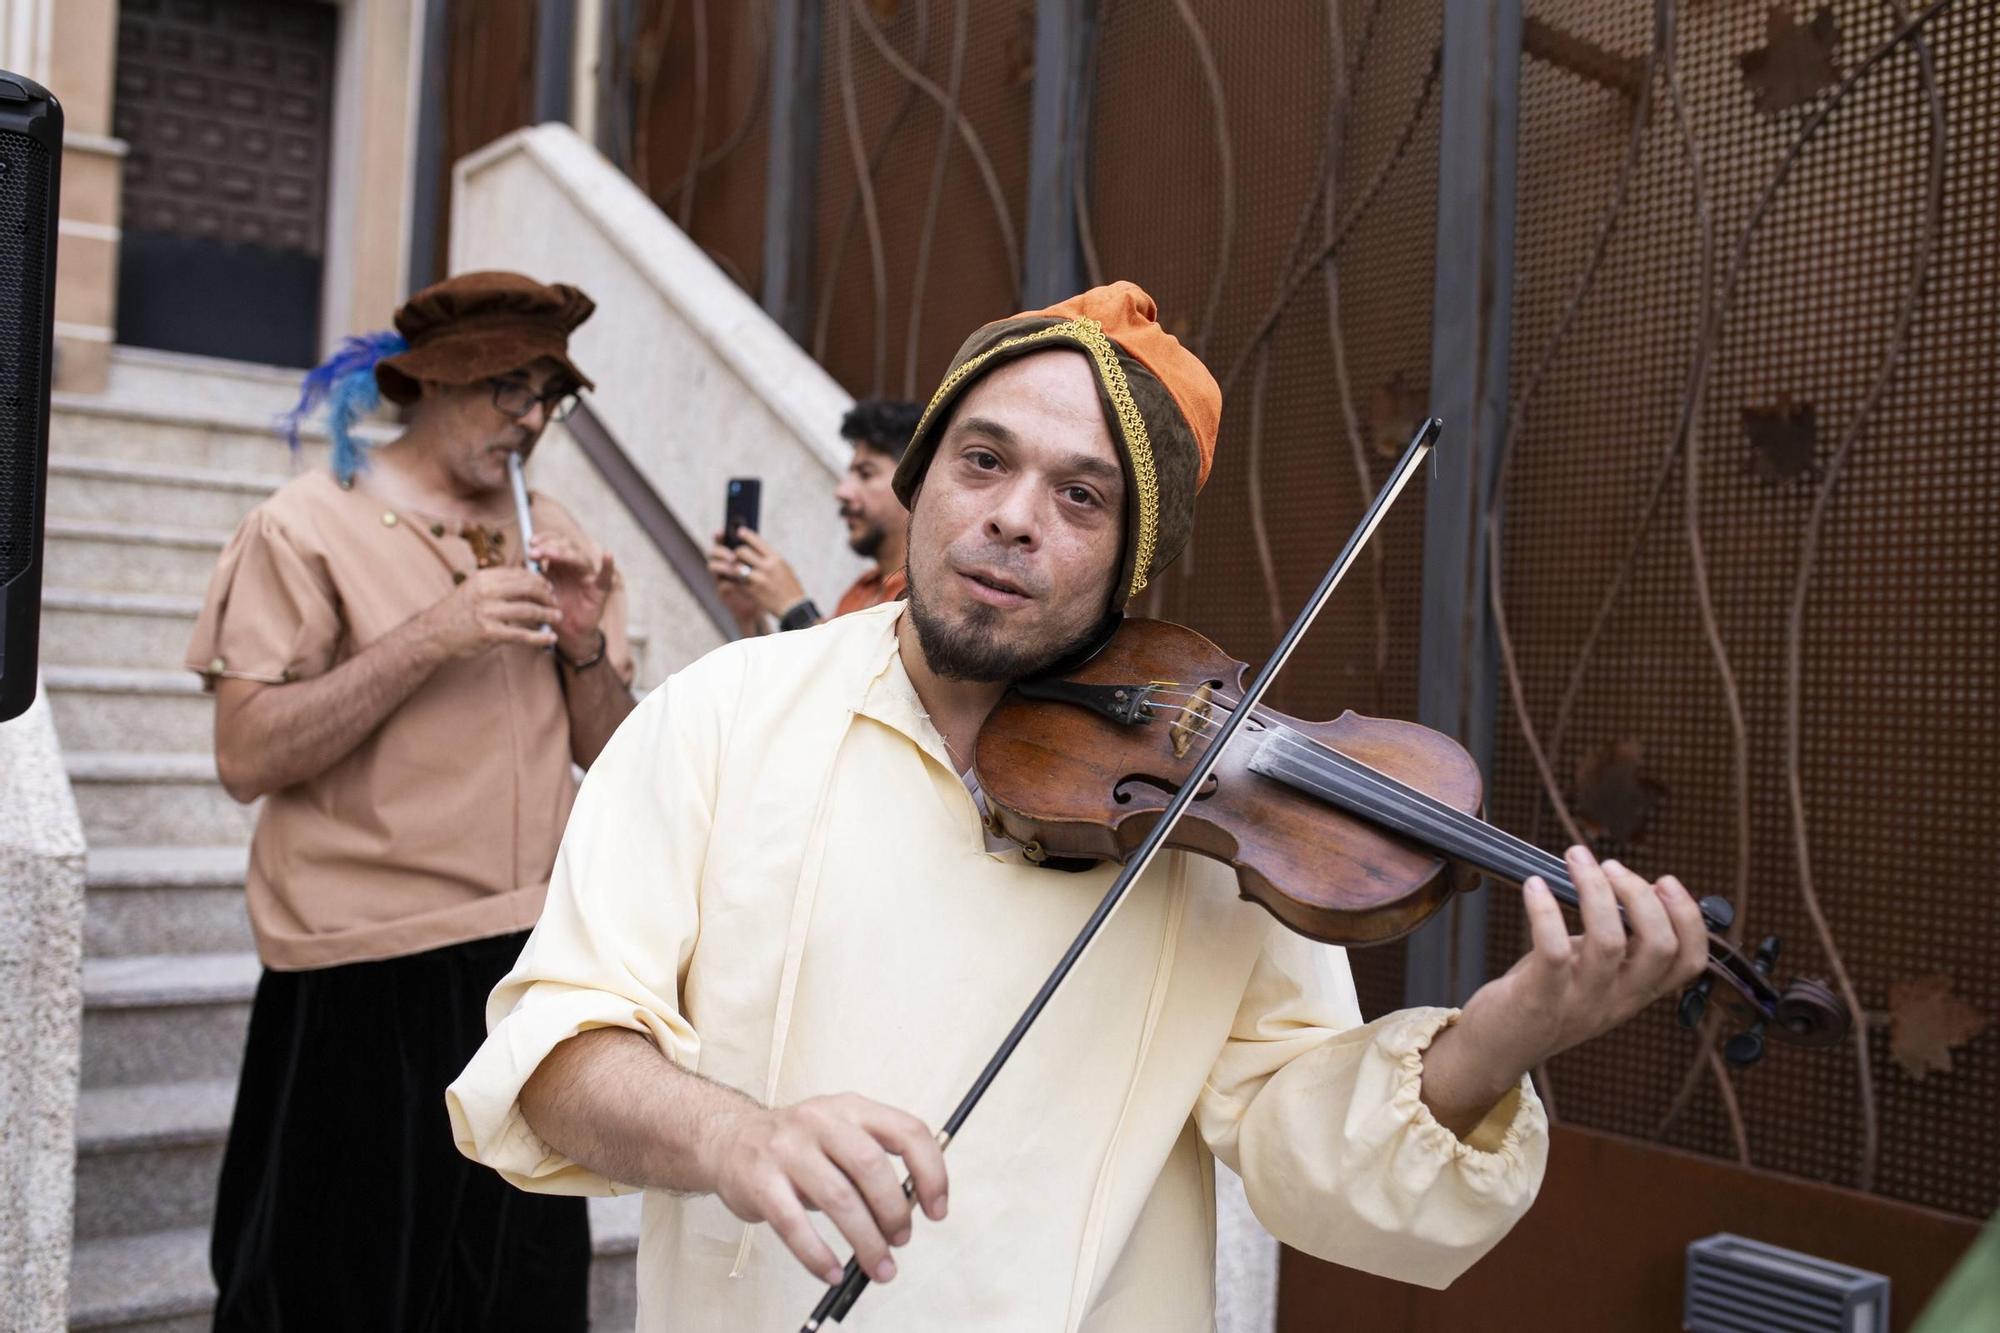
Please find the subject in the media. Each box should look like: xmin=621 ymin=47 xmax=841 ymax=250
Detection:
xmin=1229 ymin=1005 xmax=1548 ymax=1289
xmin=445 ymin=981 xmax=700 ymax=1198
xmin=1380 ymin=1007 xmax=1543 ymax=1170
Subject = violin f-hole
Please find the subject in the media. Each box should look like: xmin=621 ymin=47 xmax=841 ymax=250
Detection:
xmin=1114 ymin=772 xmax=1220 ymax=806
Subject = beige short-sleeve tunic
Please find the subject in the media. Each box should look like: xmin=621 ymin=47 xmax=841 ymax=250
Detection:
xmin=185 ymin=468 xmax=634 ymax=971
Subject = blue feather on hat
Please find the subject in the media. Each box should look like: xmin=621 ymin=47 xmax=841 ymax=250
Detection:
xmin=279 ymin=330 xmax=408 ymax=483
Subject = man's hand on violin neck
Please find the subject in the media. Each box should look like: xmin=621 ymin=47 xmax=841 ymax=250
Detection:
xmin=1419 ymin=846 xmax=1709 ymax=1136
xmin=708 ymin=1092 xmax=948 ymax=1288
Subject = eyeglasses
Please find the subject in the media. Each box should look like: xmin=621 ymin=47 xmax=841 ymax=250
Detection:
xmin=489 ymin=378 xmax=579 ymax=424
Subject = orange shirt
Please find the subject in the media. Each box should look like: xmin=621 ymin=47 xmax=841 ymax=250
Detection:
xmin=833 ymin=565 xmax=907 ymax=617
xmin=185 ymin=470 xmax=634 ymax=970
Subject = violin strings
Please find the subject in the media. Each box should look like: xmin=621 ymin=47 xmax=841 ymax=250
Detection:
xmin=1137 ymin=691 xmax=1581 ymax=900
xmin=1123 ymin=706 xmax=1745 ymax=982
xmin=1115 ymin=688 xmax=1732 ymax=952
xmin=1155 ymin=703 xmax=1732 ymax=957
xmin=1134 ymin=685 xmax=1293 ymax=734
xmin=1042 ymin=692 xmax=1763 ymax=1001
xmin=1136 ymin=700 xmax=1776 ymax=992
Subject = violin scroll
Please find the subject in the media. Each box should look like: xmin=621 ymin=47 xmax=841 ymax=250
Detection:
xmin=1680 ymin=930 xmax=1850 ymax=1067
xmin=1773 ymin=978 xmax=1849 ymax=1047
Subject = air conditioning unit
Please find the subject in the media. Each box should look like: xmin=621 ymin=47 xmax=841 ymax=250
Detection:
xmin=1685 ymin=1233 xmax=1890 ymax=1332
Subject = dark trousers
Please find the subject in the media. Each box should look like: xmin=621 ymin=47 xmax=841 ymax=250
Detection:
xmin=210 ymin=931 xmax=589 ymax=1332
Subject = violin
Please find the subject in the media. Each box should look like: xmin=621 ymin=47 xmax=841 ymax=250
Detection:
xmin=800 ymin=419 xmax=1849 ymax=1330
xmin=977 ymin=614 xmax=1849 ymax=1059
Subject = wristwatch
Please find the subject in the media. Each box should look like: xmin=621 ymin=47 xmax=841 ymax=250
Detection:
xmin=777 ymin=598 xmax=823 ymax=632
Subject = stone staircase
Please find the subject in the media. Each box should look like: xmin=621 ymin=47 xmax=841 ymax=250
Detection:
xmin=47 ymin=346 xmax=642 ymax=1331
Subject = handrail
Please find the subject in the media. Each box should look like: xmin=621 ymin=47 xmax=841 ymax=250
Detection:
xmin=563 ymin=399 xmax=741 ymax=641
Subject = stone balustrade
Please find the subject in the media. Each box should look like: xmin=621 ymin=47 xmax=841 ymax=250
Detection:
xmin=0 ymin=689 xmax=88 ymax=1332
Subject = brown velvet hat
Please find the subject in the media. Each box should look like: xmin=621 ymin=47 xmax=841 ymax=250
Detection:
xmin=375 ymin=271 xmax=597 ymax=405
xmin=893 ymin=281 xmax=1222 ymax=605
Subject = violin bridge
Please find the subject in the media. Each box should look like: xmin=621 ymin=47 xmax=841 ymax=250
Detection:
xmin=1170 ymin=683 xmax=1216 ymax=759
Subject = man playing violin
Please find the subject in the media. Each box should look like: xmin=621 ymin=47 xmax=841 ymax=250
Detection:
xmin=448 ymin=282 xmax=1712 ymax=1331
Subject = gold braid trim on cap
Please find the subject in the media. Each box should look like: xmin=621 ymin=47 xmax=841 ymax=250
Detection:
xmin=911 ymin=316 xmax=1159 ymax=598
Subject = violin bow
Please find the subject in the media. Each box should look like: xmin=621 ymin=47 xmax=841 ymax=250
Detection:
xmin=798 ymin=419 xmax=1445 ymax=1330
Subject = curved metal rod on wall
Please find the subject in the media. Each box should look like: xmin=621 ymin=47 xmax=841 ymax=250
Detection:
xmin=629 ymin=0 xmax=681 ymax=193
xmin=1320 ymin=0 xmax=1394 ymax=719
xmin=812 ymin=0 xmax=931 ymax=372
xmin=1646 ymin=1 xmax=1747 ymax=1160
xmin=1220 ymin=46 xmax=1441 ymax=397
xmin=675 ymin=0 xmax=709 ymax=229
xmin=1169 ymin=0 xmax=1236 ymax=358
xmin=849 ymin=0 xmax=1022 ymax=297
xmin=904 ymin=0 xmax=970 ymax=398
xmin=833 ymin=0 xmax=892 ymax=392
xmin=1779 ymin=0 xmax=1945 ymax=1192
xmin=657 ymin=0 xmax=775 ymax=210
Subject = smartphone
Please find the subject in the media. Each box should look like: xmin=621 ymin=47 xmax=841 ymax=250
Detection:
xmin=724 ymin=477 xmax=762 ymax=546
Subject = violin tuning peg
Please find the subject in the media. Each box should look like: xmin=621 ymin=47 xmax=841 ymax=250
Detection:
xmin=1724 ymin=1021 xmax=1767 ymax=1069
xmin=1677 ymin=975 xmax=1715 ymax=1030
xmin=1698 ymin=896 xmax=1735 ymax=933
xmin=1752 ymin=934 xmax=1781 ymax=974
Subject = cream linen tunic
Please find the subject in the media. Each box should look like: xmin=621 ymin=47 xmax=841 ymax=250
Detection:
xmin=448 ymin=602 xmax=1548 ymax=1331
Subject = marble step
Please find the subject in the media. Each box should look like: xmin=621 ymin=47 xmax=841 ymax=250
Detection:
xmin=84 ymin=845 xmax=251 ymax=958
xmin=46 ymin=455 xmax=280 ymax=530
xmin=51 ymin=392 xmax=359 ymax=476
xmin=39 ymin=588 xmax=205 ymax=672
xmin=46 ymin=666 xmax=214 ymax=755
xmin=101 ymin=344 xmax=330 ymax=417
xmin=44 ymin=517 xmax=231 ymax=598
xmin=72 ymin=1079 xmax=235 ymax=1242
xmin=80 ymin=952 xmax=260 ymax=1090
xmin=66 ymin=1226 xmax=210 ymax=1333
xmin=40 ymin=585 xmax=651 ymax=677
xmin=65 ymin=751 xmax=255 ymax=849
xmin=67 ymin=1196 xmax=643 ymax=1332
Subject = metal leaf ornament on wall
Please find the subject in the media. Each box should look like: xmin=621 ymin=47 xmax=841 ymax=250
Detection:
xmin=1888 ymin=975 xmax=1991 ymax=1081
xmin=1742 ymin=395 xmax=1821 ymax=484
xmin=1888 ymin=976 xmax=1984 ymax=1080
xmin=1740 ymin=4 xmax=1843 ymax=116
xmin=1573 ymin=737 xmax=1666 ymax=848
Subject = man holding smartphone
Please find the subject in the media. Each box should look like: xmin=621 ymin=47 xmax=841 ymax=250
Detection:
xmin=706 ymin=398 xmax=922 ymax=634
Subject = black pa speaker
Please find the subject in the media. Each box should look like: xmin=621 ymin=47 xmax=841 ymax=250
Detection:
xmin=0 ymin=71 xmax=60 ymax=724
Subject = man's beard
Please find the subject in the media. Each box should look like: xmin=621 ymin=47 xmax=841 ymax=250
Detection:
xmin=846 ymin=518 xmax=887 ymax=560
xmin=904 ymin=560 xmax=1098 ymax=684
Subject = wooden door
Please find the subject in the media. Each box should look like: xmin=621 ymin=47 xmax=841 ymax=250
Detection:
xmin=113 ymin=0 xmax=336 ymax=367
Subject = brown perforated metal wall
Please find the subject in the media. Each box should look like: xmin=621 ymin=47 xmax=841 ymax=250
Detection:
xmin=624 ymin=0 xmax=1996 ymax=1219
xmin=1087 ymin=1 xmax=1442 ymax=1020
xmin=808 ymin=0 xmax=1034 ymax=401
xmin=1486 ymin=0 xmax=1997 ymax=1218
xmin=613 ymin=0 xmax=775 ymax=298
xmin=437 ymin=0 xmax=537 ymax=281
